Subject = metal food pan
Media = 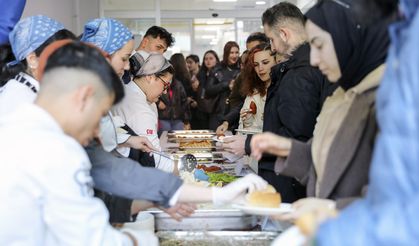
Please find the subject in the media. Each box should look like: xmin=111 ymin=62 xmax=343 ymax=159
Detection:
xmin=158 ymin=231 xmax=279 ymax=246
xmin=168 ymin=130 xmax=215 ymax=135
xmin=168 ymin=135 xmax=215 ymax=142
xmin=149 ymin=206 xmax=257 ymax=231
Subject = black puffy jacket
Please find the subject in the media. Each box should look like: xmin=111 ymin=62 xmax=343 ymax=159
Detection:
xmin=205 ymin=63 xmax=240 ymax=129
xmin=158 ymin=79 xmax=191 ymax=122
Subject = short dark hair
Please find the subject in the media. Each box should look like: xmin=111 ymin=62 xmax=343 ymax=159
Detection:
xmin=262 ymin=2 xmax=305 ymax=28
xmin=144 ymin=26 xmax=175 ymax=48
xmin=44 ymin=41 xmax=124 ymax=104
xmin=186 ymin=54 xmax=199 ymax=63
xmin=246 ymin=32 xmax=269 ymax=44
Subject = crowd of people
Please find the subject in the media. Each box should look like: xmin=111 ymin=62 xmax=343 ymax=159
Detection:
xmin=1 ymin=0 xmax=419 ymax=244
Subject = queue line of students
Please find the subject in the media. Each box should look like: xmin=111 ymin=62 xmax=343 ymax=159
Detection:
xmin=2 ymin=0 xmax=419 ymax=244
xmin=0 ymin=14 xmax=269 ymax=245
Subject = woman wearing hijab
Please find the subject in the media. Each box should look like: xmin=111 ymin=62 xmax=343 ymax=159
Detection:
xmin=251 ymin=0 xmax=389 ymax=216
xmin=0 ymin=15 xmax=75 ymax=115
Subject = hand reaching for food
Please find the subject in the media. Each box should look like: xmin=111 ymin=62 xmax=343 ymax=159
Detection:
xmin=212 ymin=173 xmax=268 ymax=205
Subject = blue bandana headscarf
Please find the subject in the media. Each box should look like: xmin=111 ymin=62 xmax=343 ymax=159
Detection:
xmin=9 ymin=15 xmax=64 ymax=61
xmin=81 ymin=18 xmax=133 ymax=55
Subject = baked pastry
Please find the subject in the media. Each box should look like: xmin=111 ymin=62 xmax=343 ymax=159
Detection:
xmin=247 ymin=185 xmax=281 ymax=208
xmin=179 ymin=140 xmax=212 ymax=148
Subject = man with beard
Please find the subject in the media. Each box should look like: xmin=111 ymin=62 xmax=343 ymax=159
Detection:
xmin=223 ymin=2 xmax=332 ymax=203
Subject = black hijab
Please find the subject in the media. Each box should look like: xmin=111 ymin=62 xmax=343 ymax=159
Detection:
xmin=305 ymin=0 xmax=390 ymax=90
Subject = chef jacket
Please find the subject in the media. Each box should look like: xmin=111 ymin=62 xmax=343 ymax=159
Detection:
xmin=0 ymin=72 xmax=39 ymax=115
xmin=0 ymin=104 xmax=132 ymax=245
xmin=0 ymin=73 xmax=182 ymax=204
xmin=112 ymin=81 xmax=174 ymax=172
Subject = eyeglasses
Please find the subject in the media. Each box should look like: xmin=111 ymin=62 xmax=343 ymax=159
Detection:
xmin=156 ymin=75 xmax=171 ymax=91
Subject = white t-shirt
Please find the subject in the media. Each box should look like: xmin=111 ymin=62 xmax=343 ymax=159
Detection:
xmin=0 ymin=104 xmax=132 ymax=245
xmin=0 ymin=72 xmax=39 ymax=115
xmin=112 ymin=81 xmax=174 ymax=172
xmin=239 ymin=93 xmax=266 ymax=131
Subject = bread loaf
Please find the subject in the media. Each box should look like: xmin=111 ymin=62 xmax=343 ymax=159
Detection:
xmin=247 ymin=185 xmax=281 ymax=208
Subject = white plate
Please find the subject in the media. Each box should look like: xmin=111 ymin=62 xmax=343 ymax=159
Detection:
xmin=234 ymin=128 xmax=262 ymax=135
xmin=232 ymin=203 xmax=294 ymax=216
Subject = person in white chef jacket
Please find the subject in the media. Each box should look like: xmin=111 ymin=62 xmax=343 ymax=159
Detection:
xmin=112 ymin=53 xmax=176 ymax=172
xmin=0 ymin=15 xmax=76 ymax=115
xmin=0 ymin=42 xmax=157 ymax=245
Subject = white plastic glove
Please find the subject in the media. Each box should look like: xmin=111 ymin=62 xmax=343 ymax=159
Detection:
xmin=120 ymin=228 xmax=158 ymax=246
xmin=212 ymin=173 xmax=268 ymax=205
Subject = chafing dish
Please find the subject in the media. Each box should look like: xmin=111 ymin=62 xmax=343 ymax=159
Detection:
xmin=167 ymin=130 xmax=215 ymax=135
xmin=158 ymin=231 xmax=279 ymax=246
xmin=168 ymin=134 xmax=215 ymax=142
xmin=148 ymin=205 xmax=257 ymax=231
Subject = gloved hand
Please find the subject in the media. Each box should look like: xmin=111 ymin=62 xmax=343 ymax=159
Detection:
xmin=120 ymin=228 xmax=158 ymax=246
xmin=212 ymin=173 xmax=268 ymax=205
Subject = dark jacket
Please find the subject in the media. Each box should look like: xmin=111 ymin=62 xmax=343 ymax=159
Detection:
xmin=189 ymin=69 xmax=214 ymax=129
xmin=244 ymin=43 xmax=331 ymax=202
xmin=223 ymin=72 xmax=245 ymax=131
xmin=158 ymin=79 xmax=191 ymax=123
xmin=194 ymin=69 xmax=217 ymax=114
xmin=205 ymin=64 xmax=240 ymax=129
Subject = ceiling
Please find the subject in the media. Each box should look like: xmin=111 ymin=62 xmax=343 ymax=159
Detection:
xmin=102 ymin=0 xmax=299 ymax=11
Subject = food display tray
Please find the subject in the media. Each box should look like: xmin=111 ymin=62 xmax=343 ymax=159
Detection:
xmin=148 ymin=205 xmax=257 ymax=231
xmin=167 ymin=130 xmax=215 ymax=135
xmin=158 ymin=231 xmax=279 ymax=246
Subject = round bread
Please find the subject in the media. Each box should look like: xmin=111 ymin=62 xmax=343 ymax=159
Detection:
xmin=295 ymin=213 xmax=316 ymax=236
xmin=247 ymin=185 xmax=281 ymax=208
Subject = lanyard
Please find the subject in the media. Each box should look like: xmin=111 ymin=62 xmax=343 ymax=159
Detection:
xmin=15 ymin=73 xmax=37 ymax=93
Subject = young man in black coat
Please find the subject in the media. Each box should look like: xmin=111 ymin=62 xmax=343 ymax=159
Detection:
xmin=223 ymin=2 xmax=333 ymax=202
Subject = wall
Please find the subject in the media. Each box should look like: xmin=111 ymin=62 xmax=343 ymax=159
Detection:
xmin=21 ymin=0 xmax=99 ymax=35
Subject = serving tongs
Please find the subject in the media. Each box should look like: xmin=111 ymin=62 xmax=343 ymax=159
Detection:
xmin=151 ymin=150 xmax=175 ymax=160
xmin=151 ymin=150 xmax=197 ymax=172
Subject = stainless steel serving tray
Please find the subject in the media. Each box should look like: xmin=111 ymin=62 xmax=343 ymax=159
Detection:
xmin=168 ymin=134 xmax=215 ymax=141
xmin=167 ymin=130 xmax=215 ymax=135
xmin=148 ymin=205 xmax=257 ymax=231
xmin=170 ymin=152 xmax=224 ymax=163
xmin=158 ymin=231 xmax=279 ymax=246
